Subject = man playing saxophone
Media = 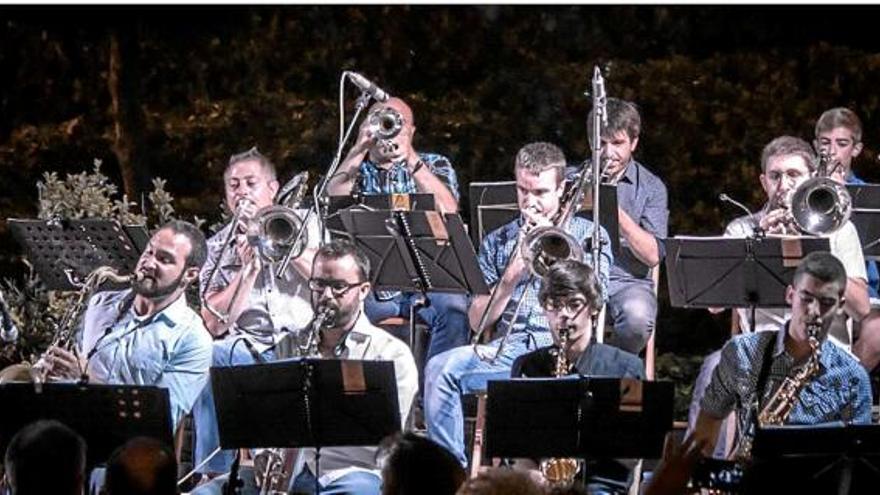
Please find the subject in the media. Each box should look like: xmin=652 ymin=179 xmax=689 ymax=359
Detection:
xmin=691 ymin=252 xmax=872 ymax=458
xmin=510 ymin=259 xmax=643 ymax=492
xmin=40 ymin=220 xmax=213 ymax=427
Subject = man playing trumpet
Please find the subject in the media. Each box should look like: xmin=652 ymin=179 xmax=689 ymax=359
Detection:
xmin=423 ymin=142 xmax=613 ymax=467
xmin=686 ymin=136 xmax=870 ymax=457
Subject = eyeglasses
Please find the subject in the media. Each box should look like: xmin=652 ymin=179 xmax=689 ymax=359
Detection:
xmin=541 ymin=297 xmax=589 ymax=314
xmin=308 ymin=278 xmax=364 ymax=297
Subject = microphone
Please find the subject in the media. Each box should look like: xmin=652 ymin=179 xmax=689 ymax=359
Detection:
xmin=718 ymin=193 xmax=755 ymax=219
xmin=347 ymin=72 xmax=390 ymax=102
xmin=0 ymin=289 xmax=19 ymax=343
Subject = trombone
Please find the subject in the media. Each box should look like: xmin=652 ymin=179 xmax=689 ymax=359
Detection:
xmin=470 ymin=66 xmax=609 ymax=361
xmin=200 ymin=172 xmax=311 ymax=325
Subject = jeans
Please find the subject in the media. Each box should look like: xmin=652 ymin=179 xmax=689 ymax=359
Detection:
xmin=365 ymin=291 xmax=469 ymax=361
xmin=193 ymin=336 xmax=277 ymax=474
xmin=423 ymin=332 xmax=542 ymax=466
xmin=606 ymin=280 xmax=656 ymax=354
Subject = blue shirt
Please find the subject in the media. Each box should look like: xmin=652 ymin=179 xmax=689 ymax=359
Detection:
xmin=357 ymin=152 xmax=460 ymax=200
xmin=79 ymin=289 xmax=213 ymax=426
xmin=478 ymin=216 xmax=613 ymax=347
xmin=846 ymin=172 xmax=880 ymax=298
xmin=701 ymin=328 xmax=872 ymax=444
xmin=610 ymin=159 xmax=669 ymax=284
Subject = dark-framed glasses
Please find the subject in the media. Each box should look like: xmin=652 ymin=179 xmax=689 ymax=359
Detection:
xmin=542 ymin=297 xmax=588 ymax=314
xmin=308 ymin=278 xmax=364 ymax=297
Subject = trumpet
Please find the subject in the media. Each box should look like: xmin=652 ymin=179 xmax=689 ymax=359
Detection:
xmin=367 ymin=107 xmax=404 ymax=141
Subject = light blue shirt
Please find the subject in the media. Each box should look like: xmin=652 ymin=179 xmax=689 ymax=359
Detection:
xmin=78 ymin=289 xmax=213 ymax=426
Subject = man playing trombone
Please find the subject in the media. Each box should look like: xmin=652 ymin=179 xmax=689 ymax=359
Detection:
xmin=423 ymin=142 xmax=613 ymax=467
xmin=192 ymin=147 xmax=321 ymax=480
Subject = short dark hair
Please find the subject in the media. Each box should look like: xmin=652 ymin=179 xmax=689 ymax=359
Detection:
xmin=514 ymin=142 xmax=566 ymax=183
xmin=815 ymin=107 xmax=862 ymax=143
xmin=314 ymin=239 xmax=371 ymax=282
xmin=538 ymin=259 xmax=603 ymax=312
xmin=160 ymin=220 xmax=207 ymax=269
xmin=225 ymin=146 xmax=277 ymax=181
xmin=760 ymin=136 xmax=816 ymax=174
xmin=379 ymin=432 xmax=466 ymax=495
xmin=793 ymin=251 xmax=848 ymax=296
xmin=588 ymin=97 xmax=642 ymax=142
xmin=4 ymin=420 xmax=86 ymax=495
xmin=104 ymin=437 xmax=177 ymax=495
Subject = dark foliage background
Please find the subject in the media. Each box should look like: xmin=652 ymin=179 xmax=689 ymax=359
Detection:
xmin=3 ymin=5 xmax=880 ymax=397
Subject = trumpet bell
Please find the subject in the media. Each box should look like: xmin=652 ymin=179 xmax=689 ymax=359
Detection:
xmin=521 ymin=226 xmax=585 ymax=277
xmin=789 ymin=177 xmax=852 ymax=235
xmin=369 ymin=107 xmax=404 ymax=140
xmin=249 ymin=205 xmax=308 ymax=263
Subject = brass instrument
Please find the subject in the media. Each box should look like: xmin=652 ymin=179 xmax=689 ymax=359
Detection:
xmin=297 ymin=305 xmax=339 ymax=358
xmin=367 ymin=107 xmax=404 ymax=141
xmin=772 ymin=152 xmax=851 ymax=236
xmin=520 ymin=224 xmax=586 ymax=278
xmin=248 ymin=171 xmax=311 ymax=264
xmin=0 ymin=265 xmax=134 ymax=386
xmin=539 ymin=325 xmax=581 ymax=487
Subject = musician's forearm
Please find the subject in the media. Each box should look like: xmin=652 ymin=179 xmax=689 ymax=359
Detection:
xmin=845 ymin=277 xmax=870 ymax=320
xmin=201 ymin=269 xmax=259 ymax=336
xmin=619 ymin=208 xmax=660 ymax=266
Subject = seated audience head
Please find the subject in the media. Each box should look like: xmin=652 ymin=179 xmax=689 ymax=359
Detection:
xmin=380 ymin=432 xmax=466 ymax=495
xmin=103 ymin=436 xmax=177 ymax=495
xmin=3 ymin=419 xmax=86 ymax=495
xmin=455 ymin=468 xmax=543 ymax=495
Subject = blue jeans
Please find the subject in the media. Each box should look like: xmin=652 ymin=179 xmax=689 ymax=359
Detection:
xmin=192 ymin=336 xmax=277 ymax=474
xmin=606 ymin=280 xmax=656 ymax=354
xmin=423 ymin=333 xmax=541 ymax=466
xmin=365 ymin=291 xmax=469 ymax=361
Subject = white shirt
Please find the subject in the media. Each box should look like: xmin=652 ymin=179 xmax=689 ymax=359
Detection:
xmin=275 ymin=311 xmax=418 ymax=485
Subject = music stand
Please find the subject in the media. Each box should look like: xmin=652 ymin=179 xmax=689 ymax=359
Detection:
xmin=332 ymin=210 xmax=489 ymax=296
xmin=742 ymin=424 xmax=880 ymax=494
xmin=324 ymin=193 xmax=436 ymax=238
xmin=7 ymin=218 xmax=148 ymax=290
xmin=0 ymin=382 xmax=172 ymax=470
xmin=847 ymin=184 xmax=880 ymax=259
xmin=212 ymin=358 xmax=401 ymax=493
xmin=468 ymin=181 xmax=621 ymax=255
xmin=665 ymin=236 xmax=830 ymax=329
xmin=484 ymin=377 xmax=674 ymax=460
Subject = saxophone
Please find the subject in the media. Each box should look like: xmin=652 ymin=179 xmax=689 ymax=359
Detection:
xmin=539 ymin=325 xmax=581 ymax=487
xmin=736 ymin=318 xmax=823 ymax=461
xmin=0 ymin=266 xmax=134 ymax=387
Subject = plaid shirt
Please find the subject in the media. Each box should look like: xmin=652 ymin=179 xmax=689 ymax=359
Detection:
xmin=478 ymin=216 xmax=612 ymax=347
xmin=357 ymin=152 xmax=460 ymax=200
xmin=701 ymin=327 xmax=872 ymax=444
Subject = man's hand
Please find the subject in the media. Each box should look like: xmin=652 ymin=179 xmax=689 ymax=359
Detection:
xmin=760 ymin=207 xmax=796 ymax=235
xmin=43 ymin=346 xmax=87 ymax=380
xmin=644 ymin=433 xmax=708 ymax=495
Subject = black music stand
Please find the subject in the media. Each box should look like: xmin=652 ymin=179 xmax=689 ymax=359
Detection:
xmin=484 ymin=377 xmax=674 ymax=460
xmin=665 ymin=236 xmax=830 ymax=330
xmin=847 ymin=184 xmax=880 ymax=259
xmin=211 ymin=358 xmax=401 ymax=494
xmin=333 ymin=209 xmax=489 ymax=296
xmin=468 ymin=180 xmax=621 ymax=255
xmin=0 ymin=382 xmax=172 ymax=470
xmin=7 ymin=218 xmax=147 ymax=290
xmin=324 ymin=193 xmax=436 ymax=238
xmin=742 ymin=424 xmax=880 ymax=494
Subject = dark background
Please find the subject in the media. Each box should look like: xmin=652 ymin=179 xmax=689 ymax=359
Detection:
xmin=3 ymin=5 xmax=880 ymax=363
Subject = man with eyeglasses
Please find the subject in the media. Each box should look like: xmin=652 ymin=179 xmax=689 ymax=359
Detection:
xmin=192 ymin=147 xmax=321 ymax=481
xmin=510 ymin=259 xmax=643 ymax=493
xmin=191 ymin=239 xmax=417 ymax=495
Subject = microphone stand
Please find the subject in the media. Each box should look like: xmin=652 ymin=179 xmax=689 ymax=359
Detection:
xmin=589 ymin=66 xmax=608 ymax=343
xmin=275 ymin=74 xmax=378 ymax=279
